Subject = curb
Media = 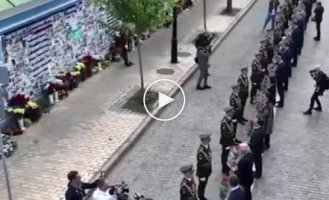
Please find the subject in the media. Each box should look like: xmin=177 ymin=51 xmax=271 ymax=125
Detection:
xmin=87 ymin=0 xmax=258 ymax=187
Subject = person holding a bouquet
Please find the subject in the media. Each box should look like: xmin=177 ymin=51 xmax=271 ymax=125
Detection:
xmin=220 ymin=107 xmax=241 ymax=178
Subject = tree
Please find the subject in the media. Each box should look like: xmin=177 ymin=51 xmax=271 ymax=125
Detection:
xmin=93 ymin=0 xmax=175 ymax=95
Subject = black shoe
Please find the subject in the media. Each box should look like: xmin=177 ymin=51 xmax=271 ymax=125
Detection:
xmin=314 ymin=37 xmax=320 ymax=41
xmin=242 ymin=118 xmax=248 ymax=122
xmin=313 ymin=107 xmax=322 ymax=112
xmin=284 ymin=87 xmax=288 ymax=91
xmin=196 ymin=86 xmax=205 ymax=90
xmin=125 ymin=62 xmax=134 ymax=67
xmin=303 ymin=110 xmax=312 ymax=115
xmin=204 ymin=85 xmax=212 ymax=89
xmin=250 ymin=100 xmax=255 ymax=104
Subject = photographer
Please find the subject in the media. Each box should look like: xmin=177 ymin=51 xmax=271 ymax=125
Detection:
xmin=65 ymin=171 xmax=99 ymax=200
xmin=195 ymin=46 xmax=212 ymax=90
xmin=303 ymin=67 xmax=329 ymax=115
xmin=92 ymin=179 xmax=117 ymax=200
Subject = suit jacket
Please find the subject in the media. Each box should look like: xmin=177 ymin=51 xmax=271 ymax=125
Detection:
xmin=249 ymin=126 xmax=265 ymax=155
xmin=235 ymin=153 xmax=254 ymax=186
xmin=65 ymin=181 xmax=98 ymax=200
xmin=228 ymin=186 xmax=246 ymax=200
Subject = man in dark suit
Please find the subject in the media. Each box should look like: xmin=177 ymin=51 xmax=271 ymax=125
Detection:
xmin=196 ymin=134 xmax=212 ymax=200
xmin=249 ymin=117 xmax=265 ymax=179
xmin=235 ymin=143 xmax=254 ymax=200
xmin=313 ymin=2 xmax=324 ymax=41
xmin=65 ymin=171 xmax=98 ymax=200
xmin=228 ymin=175 xmax=246 ymax=200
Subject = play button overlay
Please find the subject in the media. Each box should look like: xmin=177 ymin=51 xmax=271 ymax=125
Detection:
xmin=158 ymin=92 xmax=175 ymax=108
xmin=143 ymin=79 xmax=186 ymax=121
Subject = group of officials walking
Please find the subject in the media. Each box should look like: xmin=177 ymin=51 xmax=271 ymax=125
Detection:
xmin=180 ymin=0 xmax=324 ymax=200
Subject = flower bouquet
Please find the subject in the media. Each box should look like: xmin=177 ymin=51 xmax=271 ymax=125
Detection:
xmin=25 ymin=100 xmax=42 ymax=123
xmin=82 ymin=55 xmax=95 ymax=77
xmin=6 ymin=107 xmax=25 ymax=130
xmin=8 ymin=93 xmax=29 ymax=108
xmin=74 ymin=62 xmax=87 ymax=81
xmin=70 ymin=71 xmax=80 ymax=89
xmin=44 ymin=81 xmax=61 ymax=105
xmin=219 ymin=179 xmax=229 ymax=200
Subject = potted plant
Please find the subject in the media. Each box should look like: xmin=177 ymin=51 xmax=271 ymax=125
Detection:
xmin=44 ymin=82 xmax=60 ymax=105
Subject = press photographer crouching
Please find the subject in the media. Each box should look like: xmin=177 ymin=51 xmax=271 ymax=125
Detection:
xmin=65 ymin=171 xmax=99 ymax=200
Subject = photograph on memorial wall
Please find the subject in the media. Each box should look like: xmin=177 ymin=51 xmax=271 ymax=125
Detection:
xmin=1 ymin=0 xmax=115 ymax=101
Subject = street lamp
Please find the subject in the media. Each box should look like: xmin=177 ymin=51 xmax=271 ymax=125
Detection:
xmin=203 ymin=0 xmax=207 ymax=31
xmin=171 ymin=6 xmax=178 ymax=64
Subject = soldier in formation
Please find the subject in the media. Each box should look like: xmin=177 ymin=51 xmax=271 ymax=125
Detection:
xmin=180 ymin=164 xmax=197 ymax=200
xmin=196 ymin=134 xmax=212 ymax=200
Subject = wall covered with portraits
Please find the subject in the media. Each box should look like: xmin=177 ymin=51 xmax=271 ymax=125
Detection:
xmin=1 ymin=0 xmax=117 ymax=101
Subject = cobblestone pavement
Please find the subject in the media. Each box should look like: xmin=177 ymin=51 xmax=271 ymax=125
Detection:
xmin=0 ymin=0 xmax=255 ymax=199
xmin=106 ymin=1 xmax=329 ymax=200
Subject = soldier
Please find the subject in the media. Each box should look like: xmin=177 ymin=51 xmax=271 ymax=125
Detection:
xmin=273 ymin=54 xmax=286 ymax=108
xmin=291 ymin=18 xmax=303 ymax=66
xmin=267 ymin=64 xmax=277 ymax=105
xmin=259 ymin=45 xmax=268 ymax=71
xmin=264 ymin=33 xmax=274 ymax=63
xmin=196 ymin=134 xmax=212 ymax=200
xmin=180 ymin=164 xmax=197 ymax=200
xmin=230 ymin=84 xmax=245 ymax=125
xmin=237 ymin=67 xmax=249 ymax=122
xmin=250 ymin=54 xmax=264 ymax=104
xmin=303 ymin=67 xmax=329 ymax=115
xmin=279 ymin=39 xmax=292 ymax=90
xmin=220 ymin=107 xmax=240 ymax=177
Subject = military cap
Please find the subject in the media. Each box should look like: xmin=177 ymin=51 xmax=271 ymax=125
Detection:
xmin=199 ymin=134 xmax=211 ymax=140
xmin=231 ymin=84 xmax=240 ymax=90
xmin=224 ymin=106 xmax=234 ymax=113
xmin=255 ymin=53 xmax=262 ymax=57
xmin=241 ymin=66 xmax=248 ymax=71
xmin=260 ymin=39 xmax=267 ymax=43
xmin=180 ymin=164 xmax=194 ymax=174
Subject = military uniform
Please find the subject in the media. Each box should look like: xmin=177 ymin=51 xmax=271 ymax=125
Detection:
xmin=220 ymin=107 xmax=238 ymax=176
xmin=180 ymin=164 xmax=197 ymax=200
xmin=274 ymin=56 xmax=286 ymax=107
xmin=196 ymin=134 xmax=212 ymax=200
xmin=230 ymin=84 xmax=244 ymax=125
xmin=237 ymin=67 xmax=249 ymax=122
xmin=250 ymin=55 xmax=264 ymax=103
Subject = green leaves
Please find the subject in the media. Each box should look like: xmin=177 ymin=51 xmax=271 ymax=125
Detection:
xmin=92 ymin=0 xmax=175 ymax=33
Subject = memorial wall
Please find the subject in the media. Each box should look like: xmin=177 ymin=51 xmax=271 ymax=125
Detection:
xmin=0 ymin=0 xmax=117 ymax=101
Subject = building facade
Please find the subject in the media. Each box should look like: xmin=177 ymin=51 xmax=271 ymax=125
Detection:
xmin=0 ymin=0 xmax=118 ymax=120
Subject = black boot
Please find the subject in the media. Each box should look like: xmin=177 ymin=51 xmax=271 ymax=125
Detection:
xmin=303 ymin=109 xmax=312 ymax=115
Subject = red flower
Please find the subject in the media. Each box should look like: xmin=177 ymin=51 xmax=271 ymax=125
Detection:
xmin=8 ymin=94 xmax=29 ymax=107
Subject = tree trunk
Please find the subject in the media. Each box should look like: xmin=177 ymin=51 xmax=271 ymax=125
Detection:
xmin=137 ymin=35 xmax=145 ymax=98
xmin=226 ymin=0 xmax=232 ymax=13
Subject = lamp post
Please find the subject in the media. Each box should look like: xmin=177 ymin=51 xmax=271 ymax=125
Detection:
xmin=171 ymin=6 xmax=178 ymax=64
xmin=203 ymin=0 xmax=207 ymax=31
xmin=0 ymin=134 xmax=13 ymax=200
